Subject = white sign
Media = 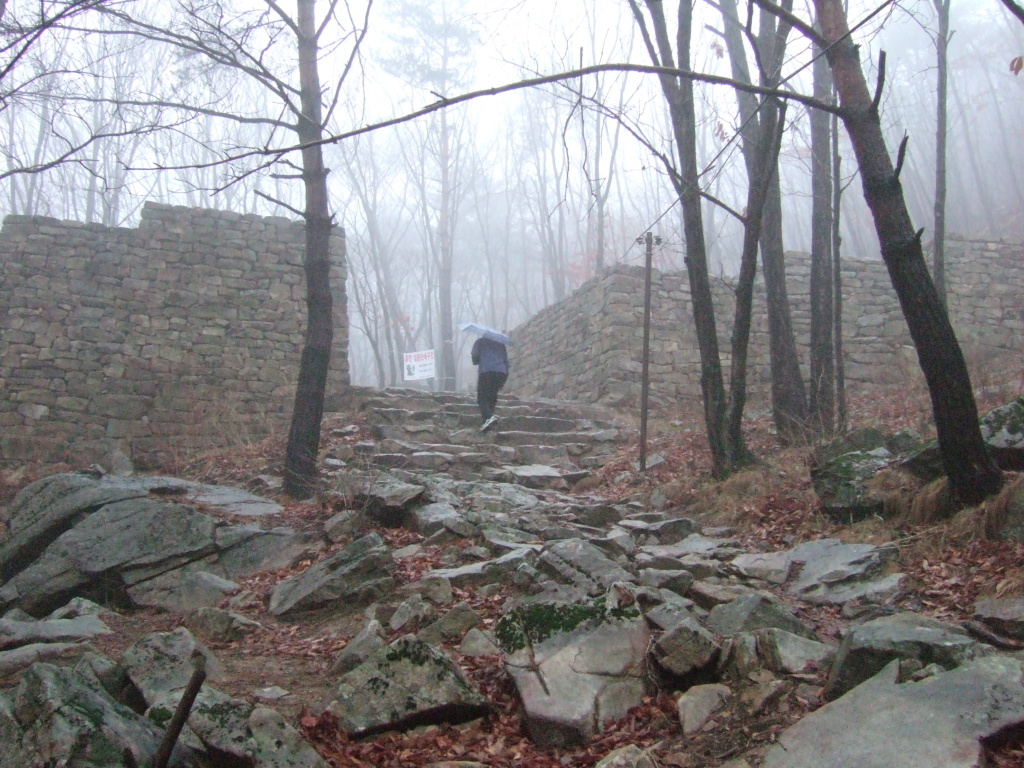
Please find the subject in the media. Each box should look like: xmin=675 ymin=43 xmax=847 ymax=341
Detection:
xmin=403 ymin=349 xmax=436 ymax=381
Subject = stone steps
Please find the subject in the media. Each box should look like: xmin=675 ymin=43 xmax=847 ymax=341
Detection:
xmin=339 ymin=387 xmax=634 ymax=487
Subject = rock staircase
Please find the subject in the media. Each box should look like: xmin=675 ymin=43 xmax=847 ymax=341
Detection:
xmin=340 ymin=387 xmax=634 ymax=489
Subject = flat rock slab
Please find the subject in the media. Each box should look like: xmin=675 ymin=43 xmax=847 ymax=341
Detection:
xmin=425 ymin=548 xmax=537 ymax=588
xmin=0 ymin=662 xmax=175 ymax=768
xmin=824 ymin=612 xmax=987 ymax=700
xmin=537 ymin=538 xmax=636 ymax=596
xmin=496 ymin=596 xmax=650 ymax=748
xmin=269 ymin=534 xmax=394 ymax=618
xmin=762 ymin=656 xmax=1024 ymax=768
xmin=707 ymin=594 xmax=817 ymax=641
xmin=0 ymin=614 xmax=111 ymax=650
xmin=326 ymin=635 xmax=488 ymax=737
xmin=974 ymin=595 xmax=1024 ymax=640
xmin=0 ymin=474 xmax=311 ymax=616
xmin=639 ymin=534 xmax=743 ymax=562
xmin=355 ymin=475 xmax=425 ymax=526
xmin=499 ymin=464 xmax=568 ymax=491
xmin=783 ymin=539 xmax=904 ymax=606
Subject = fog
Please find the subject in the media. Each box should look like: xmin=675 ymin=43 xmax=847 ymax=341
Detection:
xmin=2 ymin=0 xmax=1022 ymax=388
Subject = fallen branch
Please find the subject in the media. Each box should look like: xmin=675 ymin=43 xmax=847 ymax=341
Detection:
xmin=152 ymin=654 xmax=207 ymax=768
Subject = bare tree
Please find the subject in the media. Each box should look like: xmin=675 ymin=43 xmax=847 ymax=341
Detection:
xmin=92 ymin=0 xmax=370 ymax=497
xmin=810 ymin=0 xmax=1003 ymax=503
xmin=930 ymin=0 xmax=950 ymax=307
xmin=809 ymin=33 xmax=835 ymax=432
xmin=715 ymin=0 xmax=810 ymax=442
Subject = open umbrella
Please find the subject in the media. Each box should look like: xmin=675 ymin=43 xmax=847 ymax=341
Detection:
xmin=459 ymin=322 xmax=513 ymax=347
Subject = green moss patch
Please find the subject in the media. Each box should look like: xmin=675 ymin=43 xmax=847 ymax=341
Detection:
xmin=494 ymin=598 xmax=639 ymax=654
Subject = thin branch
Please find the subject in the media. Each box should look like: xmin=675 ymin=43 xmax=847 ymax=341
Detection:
xmin=751 ymin=0 xmax=827 ymax=47
xmin=127 ymin=63 xmax=844 ymax=175
xmin=1001 ymin=0 xmax=1024 ymax=27
xmin=263 ymin=0 xmax=300 ymax=37
xmin=53 ymin=95 xmax=294 ymax=129
xmin=323 ymin=0 xmax=372 ymax=127
xmin=870 ymin=50 xmax=886 ymax=114
xmin=254 ymin=188 xmax=304 ymax=216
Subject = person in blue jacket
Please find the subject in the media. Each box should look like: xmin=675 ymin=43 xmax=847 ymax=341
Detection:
xmin=471 ymin=336 xmax=509 ymax=432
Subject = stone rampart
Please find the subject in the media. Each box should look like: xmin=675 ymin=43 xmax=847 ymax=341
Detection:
xmin=508 ymin=237 xmax=1023 ymax=408
xmin=0 ymin=202 xmax=348 ymax=466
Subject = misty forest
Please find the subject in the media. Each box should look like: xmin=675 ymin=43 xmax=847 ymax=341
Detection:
xmin=4 ymin=0 xmax=1023 ymax=381
xmin=4 ymin=1 xmax=1024 ymax=767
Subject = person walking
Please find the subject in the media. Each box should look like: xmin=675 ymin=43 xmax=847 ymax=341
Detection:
xmin=471 ymin=335 xmax=509 ymax=432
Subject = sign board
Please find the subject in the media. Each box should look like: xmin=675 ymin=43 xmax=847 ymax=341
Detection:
xmin=403 ymin=349 xmax=436 ymax=381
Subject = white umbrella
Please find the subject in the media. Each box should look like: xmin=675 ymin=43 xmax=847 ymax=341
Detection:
xmin=459 ymin=322 xmax=513 ymax=346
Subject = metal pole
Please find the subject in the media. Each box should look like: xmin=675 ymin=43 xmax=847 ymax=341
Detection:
xmin=638 ymin=231 xmax=653 ymax=472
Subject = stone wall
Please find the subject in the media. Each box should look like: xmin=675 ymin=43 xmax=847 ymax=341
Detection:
xmin=508 ymin=236 xmax=1023 ymax=408
xmin=0 ymin=202 xmax=348 ymax=466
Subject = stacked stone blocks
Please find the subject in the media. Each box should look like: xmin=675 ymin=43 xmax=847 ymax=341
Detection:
xmin=0 ymin=201 xmax=348 ymax=465
xmin=509 ymin=237 xmax=1023 ymax=408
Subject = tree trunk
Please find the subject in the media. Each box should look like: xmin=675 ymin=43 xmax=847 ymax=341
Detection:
xmin=831 ymin=104 xmax=847 ymax=432
xmin=814 ymin=0 xmax=1002 ymax=504
xmin=717 ymin=0 xmax=808 ymax=441
xmin=726 ymin=102 xmax=788 ymax=461
xmin=629 ymin=0 xmax=732 ymax=476
xmin=438 ymin=110 xmax=457 ymax=391
xmin=756 ymin=4 xmax=809 ymax=442
xmin=283 ymin=0 xmax=334 ymax=499
xmin=932 ymin=0 xmax=950 ymax=307
xmin=809 ymin=38 xmax=835 ymax=432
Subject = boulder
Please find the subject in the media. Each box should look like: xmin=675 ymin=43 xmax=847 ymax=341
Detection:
xmin=330 ymin=620 xmax=385 ymax=676
xmin=127 ymin=570 xmax=239 ymax=612
xmin=785 ymin=539 xmax=904 ymax=606
xmin=268 ymin=534 xmax=394 ymax=618
xmin=755 ymin=628 xmax=836 ymax=675
xmin=325 ymin=635 xmax=488 ymax=737
xmin=186 ymin=607 xmax=262 ymax=642
xmin=426 ymin=548 xmax=537 ymax=588
xmin=981 ymin=396 xmax=1024 ymax=470
xmin=762 ymin=656 xmax=1024 ymax=768
xmin=418 ymin=603 xmax=481 ymax=647
xmin=151 ymin=688 xmax=328 ymax=768
xmin=677 ymin=683 xmax=732 ymax=735
xmin=495 ymin=593 xmax=650 ymax=748
xmin=646 ymin=518 xmax=701 ymax=545
xmin=0 ymin=643 xmax=95 ymax=679
xmin=536 ymin=538 xmax=636 ymax=596
xmin=0 ymin=614 xmax=111 ymax=650
xmin=355 ymin=475 xmax=425 ymax=526
xmin=707 ymin=594 xmax=817 ymax=641
xmin=824 ymin=612 xmax=988 ymax=700
xmin=0 ymin=662 xmax=186 ymax=768
xmin=0 ymin=498 xmax=217 ymax=614
xmin=0 ymin=476 xmax=316 ymax=616
xmin=904 ymin=396 xmax=1024 ymax=480
xmin=459 ymin=628 xmax=500 ymax=656
xmin=974 ymin=595 xmax=1024 ymax=640
xmin=595 ymin=745 xmax=659 ymax=768
xmin=412 ymin=503 xmax=464 ymax=536
xmin=810 ymin=448 xmax=892 ymax=523
xmin=122 ymin=627 xmax=221 ymax=705
xmin=124 ymin=628 xmax=325 ymax=768
xmin=651 ymin=612 xmax=720 ymax=678
xmin=502 ymin=464 xmax=568 ymax=491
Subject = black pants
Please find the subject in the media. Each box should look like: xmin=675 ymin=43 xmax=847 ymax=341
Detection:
xmin=477 ymin=371 xmax=507 ymax=421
